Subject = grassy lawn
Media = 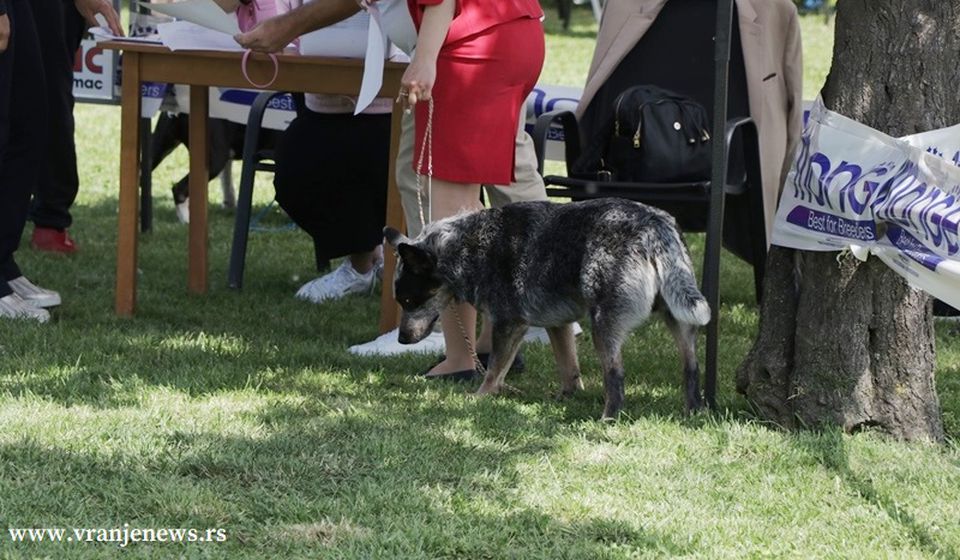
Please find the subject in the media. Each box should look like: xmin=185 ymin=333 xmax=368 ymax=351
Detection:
xmin=0 ymin=6 xmax=958 ymax=558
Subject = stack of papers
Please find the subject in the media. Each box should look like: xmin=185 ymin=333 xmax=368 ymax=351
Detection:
xmin=139 ymin=0 xmax=240 ymax=35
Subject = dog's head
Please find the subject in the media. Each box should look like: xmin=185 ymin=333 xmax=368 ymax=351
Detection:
xmin=384 ymin=227 xmax=450 ymax=344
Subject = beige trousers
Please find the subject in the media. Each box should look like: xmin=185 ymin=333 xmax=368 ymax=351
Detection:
xmin=397 ymin=108 xmax=548 ymax=237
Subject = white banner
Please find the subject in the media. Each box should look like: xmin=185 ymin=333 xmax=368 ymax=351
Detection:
xmin=147 ymin=83 xmax=582 ymax=162
xmin=773 ymin=97 xmax=960 ymax=309
xmin=73 ymin=39 xmax=117 ymax=101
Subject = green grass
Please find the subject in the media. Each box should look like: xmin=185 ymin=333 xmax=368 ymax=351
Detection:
xmin=0 ymin=7 xmax=958 ymax=559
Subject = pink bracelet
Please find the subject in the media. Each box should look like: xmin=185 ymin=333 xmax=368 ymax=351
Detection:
xmin=241 ymin=49 xmax=279 ymax=89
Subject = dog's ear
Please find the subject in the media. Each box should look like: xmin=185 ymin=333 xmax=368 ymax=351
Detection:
xmin=383 ymin=227 xmax=412 ymax=248
xmin=397 ymin=243 xmax=436 ymax=276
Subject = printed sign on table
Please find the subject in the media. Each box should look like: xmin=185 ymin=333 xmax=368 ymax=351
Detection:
xmin=73 ymin=39 xmax=117 ymax=102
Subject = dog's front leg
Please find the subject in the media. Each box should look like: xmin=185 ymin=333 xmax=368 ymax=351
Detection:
xmin=475 ymin=323 xmax=527 ymax=396
xmin=547 ymin=323 xmax=583 ymax=397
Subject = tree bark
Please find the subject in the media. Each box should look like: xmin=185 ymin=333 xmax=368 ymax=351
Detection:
xmin=736 ymin=0 xmax=959 ymax=442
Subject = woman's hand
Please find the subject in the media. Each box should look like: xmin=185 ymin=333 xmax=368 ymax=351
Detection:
xmin=399 ymin=0 xmax=454 ymax=108
xmin=74 ymin=0 xmax=124 ymax=36
xmin=235 ymin=16 xmax=294 ymax=53
xmin=400 ymin=57 xmax=436 ymax=107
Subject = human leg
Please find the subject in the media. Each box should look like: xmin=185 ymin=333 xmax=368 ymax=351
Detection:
xmin=273 ymin=109 xmax=389 ymax=302
xmin=30 ymin=0 xmax=83 ymax=248
xmin=0 ymin=1 xmax=52 ymax=321
xmin=422 ymin=179 xmax=484 ymax=377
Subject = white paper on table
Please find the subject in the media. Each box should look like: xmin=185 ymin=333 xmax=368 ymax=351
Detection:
xmin=140 ymin=0 xmax=240 ymax=35
xmin=89 ymin=26 xmax=163 ymax=44
xmin=157 ymin=21 xmax=243 ymax=52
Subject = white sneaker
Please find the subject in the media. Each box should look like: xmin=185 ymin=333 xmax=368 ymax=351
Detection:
xmin=8 ymin=276 xmax=61 ymax=308
xmin=348 ymin=327 xmax=446 ymax=356
xmin=524 ymin=321 xmax=584 ymax=344
xmin=175 ymin=201 xmax=190 ymax=224
xmin=0 ymin=293 xmax=51 ymax=323
xmin=296 ymin=260 xmax=376 ymax=303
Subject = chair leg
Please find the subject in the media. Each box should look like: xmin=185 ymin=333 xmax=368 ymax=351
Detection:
xmin=702 ymin=250 xmax=721 ymax=410
xmin=742 ymin=124 xmax=766 ymax=304
xmin=228 ymin=91 xmax=280 ymax=290
xmin=139 ymin=117 xmax=154 ymax=233
xmin=227 ymin=139 xmax=258 ymax=290
xmin=749 ymin=184 xmax=766 ymax=304
xmin=701 ymin=195 xmax=726 ymax=410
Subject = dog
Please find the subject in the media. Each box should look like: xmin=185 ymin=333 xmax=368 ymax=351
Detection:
xmin=384 ymin=198 xmax=711 ymax=419
xmin=149 ymin=113 xmax=282 ymax=224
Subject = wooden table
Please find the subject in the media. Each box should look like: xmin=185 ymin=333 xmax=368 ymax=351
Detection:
xmin=103 ymin=42 xmax=403 ymax=332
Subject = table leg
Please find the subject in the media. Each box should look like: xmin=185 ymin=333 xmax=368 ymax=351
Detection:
xmin=378 ymin=106 xmax=405 ymax=333
xmin=116 ymin=51 xmax=143 ymax=316
xmin=188 ymin=85 xmax=209 ymax=294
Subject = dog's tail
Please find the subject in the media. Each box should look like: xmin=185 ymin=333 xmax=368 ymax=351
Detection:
xmin=660 ymin=252 xmax=711 ymax=327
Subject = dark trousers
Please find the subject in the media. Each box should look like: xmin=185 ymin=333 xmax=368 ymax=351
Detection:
xmin=29 ymin=0 xmax=86 ymax=230
xmin=273 ymin=109 xmax=390 ymax=270
xmin=0 ymin=0 xmax=48 ymax=296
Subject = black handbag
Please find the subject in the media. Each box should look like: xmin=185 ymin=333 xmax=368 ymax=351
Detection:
xmin=574 ymin=85 xmax=712 ymax=183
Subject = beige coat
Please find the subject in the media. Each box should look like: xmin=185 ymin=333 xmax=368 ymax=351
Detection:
xmin=576 ymin=0 xmax=803 ymax=240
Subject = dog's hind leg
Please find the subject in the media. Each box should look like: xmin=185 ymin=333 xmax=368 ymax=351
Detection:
xmin=219 ymin=163 xmax=236 ymax=209
xmin=475 ymin=322 xmax=527 ymax=396
xmin=547 ymin=323 xmax=583 ymax=397
xmin=662 ymin=313 xmax=704 ymax=413
xmin=590 ymin=311 xmax=630 ymax=421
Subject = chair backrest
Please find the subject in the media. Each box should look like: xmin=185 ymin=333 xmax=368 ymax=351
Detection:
xmin=579 ymin=0 xmax=750 ymax=182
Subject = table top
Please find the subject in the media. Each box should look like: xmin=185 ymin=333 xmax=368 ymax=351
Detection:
xmin=101 ymin=40 xmax=406 ymax=95
xmin=100 ymin=40 xmax=408 ymax=71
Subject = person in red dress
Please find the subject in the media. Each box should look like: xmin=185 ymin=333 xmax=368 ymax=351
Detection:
xmin=400 ymin=0 xmax=545 ymax=379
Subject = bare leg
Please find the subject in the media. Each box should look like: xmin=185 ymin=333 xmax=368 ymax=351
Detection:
xmin=547 ymin=323 xmax=583 ymax=397
xmin=477 ymin=316 xmax=493 ymax=354
xmin=349 ymin=246 xmax=382 ymax=275
xmin=423 ymin=179 xmax=484 ymax=377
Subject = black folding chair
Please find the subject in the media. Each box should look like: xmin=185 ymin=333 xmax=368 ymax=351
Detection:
xmin=532 ymin=0 xmax=764 ymax=408
xmin=227 ymin=91 xmax=304 ymax=289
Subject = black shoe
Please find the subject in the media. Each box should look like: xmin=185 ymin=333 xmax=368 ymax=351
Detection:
xmin=421 ymin=369 xmax=479 ymax=382
xmin=420 ymin=366 xmax=480 ymax=383
xmin=478 ymin=351 xmax=525 ymax=373
xmin=431 ymin=351 xmax=525 ymax=373
xmin=419 ymin=357 xmax=479 ymax=382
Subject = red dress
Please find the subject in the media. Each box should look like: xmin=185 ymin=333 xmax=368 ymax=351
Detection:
xmin=407 ymin=0 xmax=545 ymax=185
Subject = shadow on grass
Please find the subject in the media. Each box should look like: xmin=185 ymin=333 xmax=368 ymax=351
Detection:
xmin=794 ymin=429 xmax=958 ymax=558
xmin=0 ymin=390 xmax=695 ymax=558
xmin=2 ymin=199 xmax=757 ymax=423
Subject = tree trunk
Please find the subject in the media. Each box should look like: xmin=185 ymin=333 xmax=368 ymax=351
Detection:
xmin=736 ymin=0 xmax=959 ymax=442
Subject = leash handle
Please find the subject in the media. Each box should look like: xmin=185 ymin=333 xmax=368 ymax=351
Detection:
xmin=241 ymin=49 xmax=279 ymax=89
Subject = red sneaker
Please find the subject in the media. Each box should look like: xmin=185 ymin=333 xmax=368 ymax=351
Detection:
xmin=30 ymin=227 xmax=78 ymax=254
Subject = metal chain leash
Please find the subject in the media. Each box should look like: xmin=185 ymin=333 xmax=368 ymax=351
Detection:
xmin=409 ymin=96 xmax=486 ymax=378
